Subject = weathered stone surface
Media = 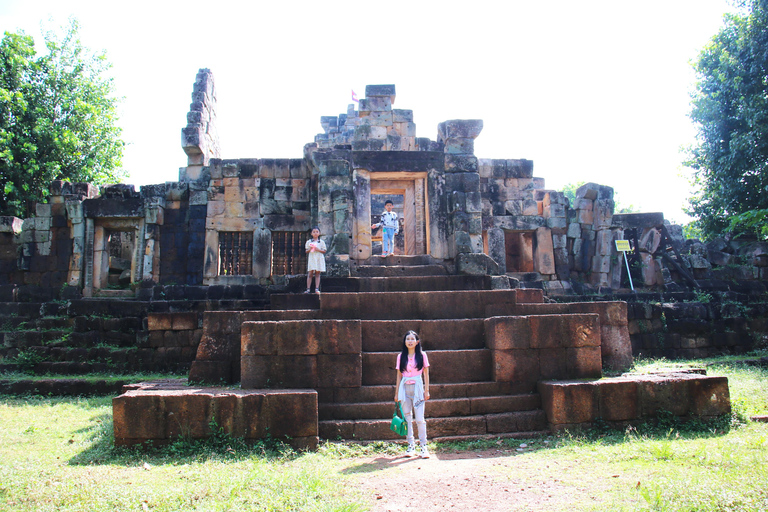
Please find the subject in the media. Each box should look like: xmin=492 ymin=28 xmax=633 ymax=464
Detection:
xmin=241 ymin=320 xmax=362 ymax=356
xmin=492 ymin=349 xmax=540 ymax=382
xmin=485 ymin=316 xmax=531 ymax=350
xmin=456 ymin=253 xmax=500 ymax=276
xmin=113 ymin=382 xmax=317 ymax=450
xmin=598 ymin=380 xmax=639 ymax=421
xmin=539 ymin=380 xmax=598 ymax=425
xmin=438 ymin=120 xmax=483 ymax=140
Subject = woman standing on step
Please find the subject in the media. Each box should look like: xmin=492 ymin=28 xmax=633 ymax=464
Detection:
xmin=304 ymin=227 xmax=326 ymax=294
xmin=394 ymin=330 xmax=431 ymax=458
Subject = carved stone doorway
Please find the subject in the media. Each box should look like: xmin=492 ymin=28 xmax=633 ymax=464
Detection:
xmin=352 ymin=170 xmax=429 ymax=260
xmin=505 ymin=230 xmax=535 ymax=272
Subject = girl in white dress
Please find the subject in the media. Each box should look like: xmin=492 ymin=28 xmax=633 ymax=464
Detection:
xmin=305 ymin=226 xmax=327 ymax=294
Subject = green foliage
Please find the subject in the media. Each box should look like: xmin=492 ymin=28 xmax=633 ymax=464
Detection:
xmin=561 ymin=181 xmax=639 ymax=213
xmin=686 ymin=0 xmax=768 ymax=240
xmin=9 ymin=348 xmax=44 ymax=373
xmin=727 ymin=208 xmax=768 ymax=240
xmin=560 ymin=181 xmax=585 ymax=206
xmin=0 ymin=19 xmax=125 ymax=218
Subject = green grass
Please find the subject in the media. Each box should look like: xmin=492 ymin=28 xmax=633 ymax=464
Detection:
xmin=0 ymin=395 xmax=367 ymax=511
xmin=0 ymin=360 xmax=767 ymax=511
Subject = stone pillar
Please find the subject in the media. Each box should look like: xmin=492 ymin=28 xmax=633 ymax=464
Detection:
xmin=316 ymin=159 xmax=352 ymax=277
xmin=438 ymin=120 xmax=483 ymax=257
xmin=351 ymin=170 xmax=372 ymax=260
xmin=181 ymin=69 xmax=221 ymax=181
xmin=572 ymin=183 xmax=617 ymax=288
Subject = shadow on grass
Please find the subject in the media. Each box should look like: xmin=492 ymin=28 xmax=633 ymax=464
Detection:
xmin=0 ymin=394 xmax=112 ymax=411
xmin=340 ymin=454 xmax=430 ymax=474
xmin=68 ymin=415 xmax=300 ymax=467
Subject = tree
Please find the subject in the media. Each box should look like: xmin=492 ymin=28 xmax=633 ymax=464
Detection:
xmin=686 ymin=0 xmax=768 ymax=240
xmin=0 ymin=20 xmax=125 ymax=218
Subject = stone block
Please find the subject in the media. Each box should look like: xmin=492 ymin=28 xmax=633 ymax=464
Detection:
xmin=492 ymin=349 xmax=540 ymax=382
xmin=598 ymin=380 xmax=640 ymax=421
xmin=147 ymin=314 xmax=173 ymax=331
xmin=365 ymin=84 xmax=395 ymax=98
xmin=566 ymin=346 xmax=602 ymax=378
xmin=428 ymin=349 xmax=492 ymax=383
xmin=600 ymin=325 xmax=633 ymax=371
xmin=112 ymin=393 xmax=167 ymax=441
xmin=262 ymin=391 xmax=318 ymax=437
xmin=485 ymin=316 xmax=531 ymax=350
xmin=172 ymin=312 xmax=198 ymax=331
xmin=438 ymin=120 xmax=483 ymax=140
xmin=163 ymin=393 xmax=213 ymax=438
xmin=534 ymin=227 xmax=555 ymax=274
xmin=539 ymin=381 xmax=598 ymax=425
xmin=317 ymin=354 xmax=362 ymax=387
xmin=689 ymin=376 xmax=730 ymax=416
xmin=444 ymin=154 xmax=478 ymax=172
xmin=538 ymin=348 xmax=568 ymax=379
xmin=639 ymin=378 xmax=690 ymax=416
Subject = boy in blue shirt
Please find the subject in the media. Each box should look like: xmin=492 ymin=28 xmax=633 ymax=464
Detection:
xmin=372 ymin=200 xmax=399 ymax=257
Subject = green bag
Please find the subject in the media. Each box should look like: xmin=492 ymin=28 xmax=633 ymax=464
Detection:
xmin=390 ymin=401 xmax=408 ymax=437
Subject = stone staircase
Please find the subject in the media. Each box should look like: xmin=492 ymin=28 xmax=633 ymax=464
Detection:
xmin=0 ymin=300 xmax=152 ymax=374
xmin=322 ymin=255 xmax=496 ymax=293
xmin=192 ymin=282 xmax=588 ymax=441
xmin=318 ymin=317 xmax=547 ymax=441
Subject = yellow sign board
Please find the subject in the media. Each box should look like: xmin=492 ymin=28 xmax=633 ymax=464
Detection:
xmin=615 ymin=240 xmax=631 ymax=252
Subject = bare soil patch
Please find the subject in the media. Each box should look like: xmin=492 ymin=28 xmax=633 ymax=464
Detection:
xmin=342 ymin=449 xmax=591 ymax=512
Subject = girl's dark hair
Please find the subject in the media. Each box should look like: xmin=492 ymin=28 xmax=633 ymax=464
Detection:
xmin=398 ymin=330 xmax=423 ymax=372
xmin=311 ymin=226 xmax=320 ymax=232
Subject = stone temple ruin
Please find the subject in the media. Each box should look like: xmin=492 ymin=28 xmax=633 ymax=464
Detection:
xmin=3 ymin=69 xmax=763 ymax=448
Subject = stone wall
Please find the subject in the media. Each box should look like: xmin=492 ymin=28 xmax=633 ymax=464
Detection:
xmin=628 ymin=299 xmax=768 ymax=359
xmin=1 ymin=73 xmax=767 ymax=300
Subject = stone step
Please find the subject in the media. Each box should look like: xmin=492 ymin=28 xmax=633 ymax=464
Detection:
xmin=430 ymin=431 xmax=549 ymax=443
xmin=311 ymin=289 xmax=544 ymax=320
xmin=319 ymin=394 xmax=542 ymax=420
xmin=351 ymin=265 xmax=449 ymax=278
xmin=322 ymin=275 xmax=491 ymax=292
xmin=322 ymin=382 xmax=537 ymax=404
xmin=93 ymin=289 xmax=135 ymax=298
xmin=0 ymin=330 xmax=73 ymax=348
xmin=35 ymin=317 xmax=74 ymax=330
xmin=319 ymin=410 xmax=548 ymax=441
xmin=507 ymin=272 xmax=543 ymax=282
xmin=0 ymin=302 xmax=45 ymax=319
xmin=360 ymin=319 xmax=486 ymax=352
xmin=362 ymin=350 xmax=492 ymax=385
xmin=0 ymin=378 xmax=129 ymax=396
xmin=361 ymin=255 xmax=439 ymax=267
xmin=0 ymin=317 xmax=33 ymax=330
xmin=269 ymin=294 xmax=320 ymax=310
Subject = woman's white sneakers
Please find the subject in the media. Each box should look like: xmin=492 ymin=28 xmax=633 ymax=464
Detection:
xmin=405 ymin=444 xmax=430 ymax=458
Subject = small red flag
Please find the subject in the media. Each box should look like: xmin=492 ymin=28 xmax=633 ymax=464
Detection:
xmin=351 ymin=89 xmax=359 ymax=103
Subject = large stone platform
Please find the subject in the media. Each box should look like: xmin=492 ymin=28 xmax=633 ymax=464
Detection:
xmin=112 ymin=380 xmax=318 ymax=450
xmin=539 ymin=371 xmax=731 ymax=430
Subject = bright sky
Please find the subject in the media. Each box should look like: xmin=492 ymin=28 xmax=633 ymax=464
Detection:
xmin=1 ymin=0 xmax=734 ymax=224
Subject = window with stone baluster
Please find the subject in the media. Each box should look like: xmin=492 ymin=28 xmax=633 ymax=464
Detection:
xmin=270 ymin=231 xmax=308 ymax=276
xmin=218 ymin=232 xmax=253 ymax=276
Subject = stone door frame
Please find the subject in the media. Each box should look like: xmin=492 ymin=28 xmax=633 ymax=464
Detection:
xmin=83 ymin=217 xmax=144 ymax=296
xmin=351 ymin=170 xmax=429 ymax=260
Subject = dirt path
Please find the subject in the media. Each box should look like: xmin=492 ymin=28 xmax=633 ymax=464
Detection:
xmin=342 ymin=449 xmax=588 ymax=512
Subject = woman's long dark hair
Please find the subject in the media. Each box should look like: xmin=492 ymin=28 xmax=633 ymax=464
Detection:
xmin=399 ymin=330 xmax=423 ymax=372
